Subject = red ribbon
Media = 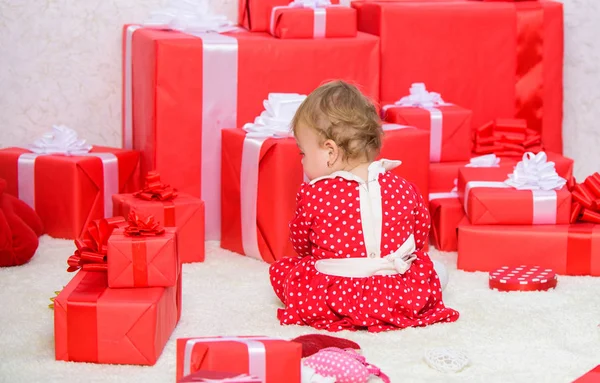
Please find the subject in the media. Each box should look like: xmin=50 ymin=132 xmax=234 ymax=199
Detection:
xmin=567 ymin=173 xmax=600 ymax=224
xmin=134 ymin=171 xmax=178 ymax=201
xmin=67 ymin=217 xmax=126 ymax=272
xmin=473 ymin=119 xmax=543 ymax=157
xmin=567 ymin=224 xmax=595 ymax=276
xmin=124 ymin=211 xmax=166 ymax=237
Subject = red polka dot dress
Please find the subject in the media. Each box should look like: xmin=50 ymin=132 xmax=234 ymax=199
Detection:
xmin=269 ymin=160 xmax=459 ymax=332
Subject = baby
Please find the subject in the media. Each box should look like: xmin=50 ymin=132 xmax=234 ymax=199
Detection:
xmin=269 ymin=80 xmax=459 ymax=332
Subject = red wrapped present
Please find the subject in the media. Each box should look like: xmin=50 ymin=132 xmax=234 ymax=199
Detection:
xmin=457 ymin=152 xmax=571 ymax=225
xmin=122 ymin=25 xmax=379 ymax=240
xmin=107 ymin=211 xmax=178 ymax=288
xmin=240 ymin=0 xmax=350 ymax=32
xmin=54 ymin=270 xmax=179 ymax=365
xmin=221 ymin=124 xmax=429 ymax=263
xmin=179 ymin=371 xmax=261 ymax=383
xmin=429 ymin=197 xmax=464 ymax=252
xmin=112 ymin=173 xmax=205 ymax=264
xmin=382 ymin=83 xmax=472 ymax=162
xmin=356 ymin=0 xmax=564 ymax=154
xmin=489 ymin=265 xmax=558 ymax=292
xmin=270 ymin=3 xmax=357 ymax=39
xmin=176 ymin=336 xmax=302 ymax=382
xmin=0 ymin=127 xmax=139 ymax=239
xmin=457 ymin=222 xmax=600 ymax=276
xmin=573 ymin=365 xmax=600 ymax=383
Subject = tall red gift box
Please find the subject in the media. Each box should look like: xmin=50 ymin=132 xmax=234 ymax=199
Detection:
xmin=122 ymin=26 xmax=379 ymax=240
xmin=112 ymin=193 xmax=205 ymax=264
xmin=271 ymin=6 xmax=357 ymax=39
xmin=458 ymin=222 xmax=600 ymax=276
xmin=356 ymin=1 xmax=564 ymax=153
xmin=0 ymin=146 xmax=139 ymax=239
xmin=221 ymin=126 xmax=429 ymax=263
xmin=54 ymin=270 xmax=179 ymax=365
xmin=176 ymin=336 xmax=302 ymax=382
xmin=429 ymin=197 xmax=464 ymax=252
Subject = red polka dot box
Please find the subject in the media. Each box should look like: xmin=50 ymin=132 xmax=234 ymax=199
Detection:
xmin=489 ymin=266 xmax=558 ymax=292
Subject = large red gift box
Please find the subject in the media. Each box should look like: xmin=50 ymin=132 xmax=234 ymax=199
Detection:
xmin=112 ymin=193 xmax=205 ymax=264
xmin=107 ymin=227 xmax=178 ymax=288
xmin=54 ymin=270 xmax=178 ymax=365
xmin=122 ymin=26 xmax=379 ymax=240
xmin=240 ymin=0 xmax=349 ymax=32
xmin=179 ymin=371 xmax=261 ymax=383
xmin=356 ymin=1 xmax=564 ymax=153
xmin=457 ymin=166 xmax=572 ymax=225
xmin=176 ymin=336 xmax=302 ymax=382
xmin=0 ymin=146 xmax=139 ymax=239
xmin=271 ymin=6 xmax=357 ymax=39
xmin=382 ymin=103 xmax=472 ymax=162
xmin=457 ymin=222 xmax=600 ymax=276
xmin=221 ymin=126 xmax=429 ymax=263
xmin=429 ymin=197 xmax=464 ymax=252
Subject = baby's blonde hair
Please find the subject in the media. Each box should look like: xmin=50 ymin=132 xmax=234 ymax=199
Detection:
xmin=292 ymin=80 xmax=383 ymax=162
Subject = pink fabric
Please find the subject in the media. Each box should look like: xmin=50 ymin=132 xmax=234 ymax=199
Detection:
xmin=304 ymin=348 xmax=390 ymax=383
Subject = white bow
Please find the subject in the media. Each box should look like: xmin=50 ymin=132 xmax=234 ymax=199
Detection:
xmin=395 ymin=83 xmax=446 ymax=108
xmin=29 ymin=125 xmax=92 ymax=155
xmin=504 ymin=152 xmax=566 ymax=191
xmin=287 ymin=0 xmax=332 ymax=8
xmin=144 ymin=0 xmax=237 ymax=33
xmin=465 ymin=154 xmax=501 ymax=168
xmin=243 ymin=93 xmax=306 ymax=138
xmin=383 ymin=234 xmax=417 ymax=274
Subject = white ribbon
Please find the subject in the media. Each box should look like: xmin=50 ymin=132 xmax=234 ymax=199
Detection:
xmin=240 ymin=94 xmax=306 ymax=260
xmin=382 ymin=83 xmax=450 ymax=162
xmin=18 ymin=127 xmax=118 ymax=217
xmin=123 ymin=3 xmax=239 ymax=240
xmin=270 ymin=0 xmax=337 ymax=38
xmin=183 ymin=336 xmax=277 ymax=379
xmin=429 ymin=155 xmax=500 ymax=201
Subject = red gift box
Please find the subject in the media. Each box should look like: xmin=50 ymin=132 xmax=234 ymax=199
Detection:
xmin=356 ymin=1 xmax=564 ymax=154
xmin=429 ymin=197 xmax=464 ymax=252
xmin=107 ymin=227 xmax=178 ymax=288
xmin=176 ymin=336 xmax=302 ymax=382
xmin=240 ymin=0 xmax=349 ymax=32
xmin=457 ymin=166 xmax=572 ymax=225
xmin=270 ymin=5 xmax=357 ymax=39
xmin=179 ymin=371 xmax=261 ymax=383
xmin=382 ymin=102 xmax=472 ymax=162
xmin=54 ymin=270 xmax=179 ymax=365
xmin=457 ymin=222 xmax=600 ymax=276
xmin=0 ymin=146 xmax=139 ymax=239
xmin=112 ymin=193 xmax=205 ymax=264
xmin=221 ymin=125 xmax=429 ymax=263
xmin=573 ymin=365 xmax=600 ymax=383
xmin=122 ymin=26 xmax=379 ymax=240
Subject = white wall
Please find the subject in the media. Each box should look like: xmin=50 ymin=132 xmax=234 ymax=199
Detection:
xmin=0 ymin=0 xmax=598 ymax=179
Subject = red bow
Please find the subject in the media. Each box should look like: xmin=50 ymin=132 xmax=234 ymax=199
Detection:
xmin=134 ymin=172 xmax=177 ymax=201
xmin=124 ymin=211 xmax=165 ymax=237
xmin=473 ymin=119 xmax=543 ymax=157
xmin=67 ymin=217 xmax=126 ymax=272
xmin=568 ymin=173 xmax=600 ymax=224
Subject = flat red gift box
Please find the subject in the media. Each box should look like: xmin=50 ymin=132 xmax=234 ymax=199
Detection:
xmin=0 ymin=146 xmax=139 ymax=239
xmin=457 ymin=222 xmax=600 ymax=276
xmin=382 ymin=104 xmax=472 ymax=162
xmin=122 ymin=26 xmax=379 ymax=240
xmin=240 ymin=0 xmax=348 ymax=32
xmin=457 ymin=166 xmax=572 ymax=225
xmin=176 ymin=336 xmax=302 ymax=382
xmin=112 ymin=194 xmax=205 ymax=264
xmin=429 ymin=197 xmax=464 ymax=252
xmin=356 ymin=1 xmax=564 ymax=154
xmin=54 ymin=270 xmax=178 ymax=365
xmin=107 ymin=228 xmax=178 ymax=288
xmin=179 ymin=371 xmax=261 ymax=383
xmin=221 ymin=126 xmax=429 ymax=263
xmin=270 ymin=6 xmax=357 ymax=39
xmin=573 ymin=365 xmax=600 ymax=383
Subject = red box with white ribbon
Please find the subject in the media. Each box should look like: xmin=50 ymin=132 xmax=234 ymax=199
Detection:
xmin=0 ymin=144 xmax=139 ymax=240
xmin=270 ymin=4 xmax=357 ymax=39
xmin=122 ymin=26 xmax=379 ymax=241
xmin=176 ymin=336 xmax=302 ymax=383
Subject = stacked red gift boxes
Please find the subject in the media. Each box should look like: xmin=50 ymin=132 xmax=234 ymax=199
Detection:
xmin=2 ymin=0 xmax=598 ymax=379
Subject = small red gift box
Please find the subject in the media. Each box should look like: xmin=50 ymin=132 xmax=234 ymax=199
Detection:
xmin=54 ymin=270 xmax=179 ymax=365
xmin=457 ymin=222 xmax=600 ymax=276
xmin=573 ymin=365 xmax=600 ymax=383
xmin=176 ymin=336 xmax=302 ymax=382
xmin=270 ymin=5 xmax=357 ymax=39
xmin=107 ymin=223 xmax=178 ymax=288
xmin=383 ymin=99 xmax=472 ymax=162
xmin=112 ymin=182 xmax=205 ymax=264
xmin=429 ymin=197 xmax=464 ymax=252
xmin=0 ymin=146 xmax=139 ymax=239
xmin=179 ymin=371 xmax=262 ymax=383
xmin=457 ymin=166 xmax=571 ymax=225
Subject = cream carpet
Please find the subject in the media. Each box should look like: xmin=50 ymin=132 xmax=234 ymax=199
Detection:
xmin=1 ymin=236 xmax=599 ymax=383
